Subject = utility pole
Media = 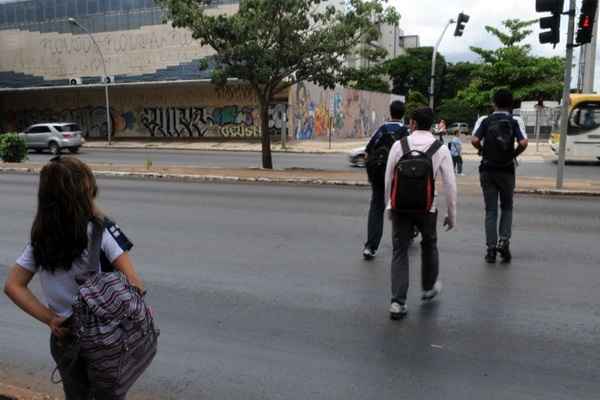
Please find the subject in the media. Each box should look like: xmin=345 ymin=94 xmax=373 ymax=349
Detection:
xmin=556 ymin=0 xmax=577 ymax=189
xmin=429 ymin=12 xmax=469 ymax=111
xmin=583 ymin=5 xmax=599 ymax=92
xmin=429 ymin=20 xmax=455 ymax=110
xmin=68 ymin=18 xmax=112 ymax=145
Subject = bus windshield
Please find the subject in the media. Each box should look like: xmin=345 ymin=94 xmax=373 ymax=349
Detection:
xmin=568 ymin=102 xmax=600 ymax=136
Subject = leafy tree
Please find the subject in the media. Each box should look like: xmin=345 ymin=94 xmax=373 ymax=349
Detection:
xmin=436 ymin=99 xmax=479 ymax=126
xmin=157 ymin=0 xmax=399 ymax=168
xmin=460 ymin=19 xmax=565 ymax=112
xmin=343 ymin=63 xmax=390 ymax=93
xmin=404 ymin=90 xmax=428 ymax=122
xmin=438 ymin=62 xmax=478 ymax=101
xmin=386 ymin=47 xmax=446 ymax=101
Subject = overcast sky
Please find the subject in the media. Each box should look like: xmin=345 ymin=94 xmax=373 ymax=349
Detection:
xmin=391 ymin=0 xmax=600 ymax=90
xmin=391 ymin=0 xmax=570 ymax=60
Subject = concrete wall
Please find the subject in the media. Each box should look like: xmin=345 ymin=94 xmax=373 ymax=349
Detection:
xmin=0 ymin=84 xmax=288 ymax=139
xmin=0 ymin=1 xmax=237 ymax=87
xmin=288 ymin=82 xmax=403 ymax=140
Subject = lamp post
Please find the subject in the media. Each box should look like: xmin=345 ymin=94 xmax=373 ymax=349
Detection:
xmin=429 ymin=19 xmax=455 ymax=110
xmin=68 ymin=17 xmax=112 ymax=145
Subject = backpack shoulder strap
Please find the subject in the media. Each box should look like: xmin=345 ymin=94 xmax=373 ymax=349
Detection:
xmin=425 ymin=140 xmax=443 ymax=159
xmin=88 ymin=219 xmax=103 ymax=273
xmin=400 ymin=137 xmax=410 ymax=155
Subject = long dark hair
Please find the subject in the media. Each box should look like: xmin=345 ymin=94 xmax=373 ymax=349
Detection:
xmin=31 ymin=157 xmax=100 ymax=273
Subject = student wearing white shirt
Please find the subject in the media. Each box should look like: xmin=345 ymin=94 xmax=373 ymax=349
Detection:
xmin=384 ymin=108 xmax=457 ymax=319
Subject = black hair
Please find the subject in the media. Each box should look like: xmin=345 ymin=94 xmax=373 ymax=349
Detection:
xmin=31 ymin=157 xmax=100 ymax=273
xmin=410 ymin=107 xmax=435 ymax=131
xmin=390 ymin=101 xmax=405 ymax=120
xmin=493 ymin=89 xmax=514 ymax=110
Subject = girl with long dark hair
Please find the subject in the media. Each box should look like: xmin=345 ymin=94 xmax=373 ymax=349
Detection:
xmin=4 ymin=156 xmax=145 ymax=399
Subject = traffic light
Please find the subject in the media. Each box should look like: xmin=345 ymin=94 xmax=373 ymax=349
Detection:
xmin=454 ymin=12 xmax=470 ymax=37
xmin=576 ymin=0 xmax=598 ymax=45
xmin=536 ymin=0 xmax=563 ymax=45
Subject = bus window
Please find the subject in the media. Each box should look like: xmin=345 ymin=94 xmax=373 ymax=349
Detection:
xmin=568 ymin=103 xmax=600 ymax=135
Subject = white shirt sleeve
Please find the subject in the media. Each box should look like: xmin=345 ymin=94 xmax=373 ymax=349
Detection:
xmin=101 ymin=229 xmax=126 ymax=264
xmin=472 ymin=116 xmax=487 ymax=138
xmin=384 ymin=141 xmax=403 ymax=210
xmin=16 ymin=244 xmax=38 ymax=273
xmin=438 ymin=147 xmax=458 ymax=225
xmin=513 ymin=116 xmax=528 ymax=139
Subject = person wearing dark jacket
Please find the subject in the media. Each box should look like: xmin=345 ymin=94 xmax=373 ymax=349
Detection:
xmin=363 ymin=101 xmax=409 ymax=260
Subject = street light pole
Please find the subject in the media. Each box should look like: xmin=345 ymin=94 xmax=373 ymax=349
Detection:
xmin=429 ymin=19 xmax=455 ymax=110
xmin=68 ymin=18 xmax=112 ymax=145
xmin=556 ymin=0 xmax=577 ymax=189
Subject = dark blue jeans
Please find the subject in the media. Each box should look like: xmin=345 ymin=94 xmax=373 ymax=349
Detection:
xmin=480 ymin=171 xmax=515 ymax=248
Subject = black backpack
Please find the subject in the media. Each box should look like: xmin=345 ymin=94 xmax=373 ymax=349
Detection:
xmin=366 ymin=124 xmax=408 ymax=186
xmin=482 ymin=114 xmax=516 ymax=167
xmin=390 ymin=138 xmax=442 ymax=214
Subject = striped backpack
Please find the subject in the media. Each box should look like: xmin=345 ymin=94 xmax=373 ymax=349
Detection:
xmin=71 ymin=222 xmax=159 ymax=397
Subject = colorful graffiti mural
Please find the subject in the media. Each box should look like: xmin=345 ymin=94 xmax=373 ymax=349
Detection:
xmin=1 ymin=104 xmax=288 ymax=139
xmin=289 ymin=82 xmax=399 ymax=140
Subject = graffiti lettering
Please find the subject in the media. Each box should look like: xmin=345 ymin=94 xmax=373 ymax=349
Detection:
xmin=140 ymin=105 xmax=286 ymax=138
xmin=219 ymin=125 xmax=260 ymax=138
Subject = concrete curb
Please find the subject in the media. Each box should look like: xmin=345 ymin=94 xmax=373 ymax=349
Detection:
xmin=84 ymin=143 xmax=354 ymax=155
xmin=2 ymin=165 xmax=599 ymax=196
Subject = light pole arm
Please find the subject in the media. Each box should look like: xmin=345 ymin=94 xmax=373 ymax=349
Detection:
xmin=429 ymin=19 xmax=455 ymax=110
xmin=69 ymin=18 xmax=112 ymax=145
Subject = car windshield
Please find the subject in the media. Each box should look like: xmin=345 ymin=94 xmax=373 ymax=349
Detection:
xmin=54 ymin=124 xmax=81 ymax=132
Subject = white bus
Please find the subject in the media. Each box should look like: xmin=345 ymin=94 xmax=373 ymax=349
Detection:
xmin=550 ymin=94 xmax=600 ymax=162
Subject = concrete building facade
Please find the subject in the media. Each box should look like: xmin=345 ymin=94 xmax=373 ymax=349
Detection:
xmin=0 ymin=0 xmax=403 ymax=141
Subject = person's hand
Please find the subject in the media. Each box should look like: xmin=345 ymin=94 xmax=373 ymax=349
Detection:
xmin=443 ymin=216 xmax=454 ymax=231
xmin=48 ymin=315 xmax=68 ymax=338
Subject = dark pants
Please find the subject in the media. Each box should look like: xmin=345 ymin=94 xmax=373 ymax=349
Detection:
xmin=480 ymin=171 xmax=515 ymax=248
xmin=365 ymin=183 xmax=385 ymax=252
xmin=391 ymin=211 xmax=439 ymax=303
xmin=452 ymin=156 xmax=463 ymax=174
xmin=50 ymin=334 xmax=124 ymax=400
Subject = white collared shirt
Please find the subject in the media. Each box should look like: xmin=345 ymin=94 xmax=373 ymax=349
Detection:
xmin=384 ymin=130 xmax=458 ymax=225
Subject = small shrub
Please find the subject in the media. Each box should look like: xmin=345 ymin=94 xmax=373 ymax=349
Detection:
xmin=0 ymin=133 xmax=28 ymax=163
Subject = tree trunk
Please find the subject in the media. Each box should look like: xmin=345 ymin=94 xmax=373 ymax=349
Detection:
xmin=259 ymin=97 xmax=273 ymax=169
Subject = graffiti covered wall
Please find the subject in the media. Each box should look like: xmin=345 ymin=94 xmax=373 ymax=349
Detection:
xmin=289 ymin=82 xmax=403 ymax=140
xmin=0 ymin=84 xmax=288 ymax=138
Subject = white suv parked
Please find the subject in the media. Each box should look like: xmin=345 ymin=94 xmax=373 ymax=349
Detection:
xmin=19 ymin=123 xmax=85 ymax=154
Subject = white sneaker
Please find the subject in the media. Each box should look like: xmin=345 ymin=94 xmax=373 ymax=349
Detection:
xmin=422 ymin=281 xmax=443 ymax=301
xmin=389 ymin=302 xmax=408 ymax=320
xmin=362 ymin=248 xmax=376 ymax=260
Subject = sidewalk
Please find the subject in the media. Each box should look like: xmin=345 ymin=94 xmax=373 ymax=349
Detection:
xmin=0 ymin=383 xmax=56 ymax=400
xmin=2 ymin=162 xmax=598 ymax=196
xmin=84 ymin=138 xmax=555 ymax=162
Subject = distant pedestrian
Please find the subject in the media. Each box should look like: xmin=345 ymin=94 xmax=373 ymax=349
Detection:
xmin=3 ymin=156 xmax=156 ymax=400
xmin=435 ymin=119 xmax=447 ymax=143
xmin=385 ymin=107 xmax=457 ymax=319
xmin=471 ymin=89 xmax=529 ymax=263
xmin=449 ymin=133 xmax=464 ymax=175
xmin=363 ymin=101 xmax=410 ymax=260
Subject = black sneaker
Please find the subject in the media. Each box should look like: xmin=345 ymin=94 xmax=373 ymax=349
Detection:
xmin=497 ymin=240 xmax=512 ymax=263
xmin=485 ymin=247 xmax=497 ymax=263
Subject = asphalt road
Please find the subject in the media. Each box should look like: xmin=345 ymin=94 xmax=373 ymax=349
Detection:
xmin=26 ymin=147 xmax=600 ymax=180
xmin=1 ymin=175 xmax=599 ymax=400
